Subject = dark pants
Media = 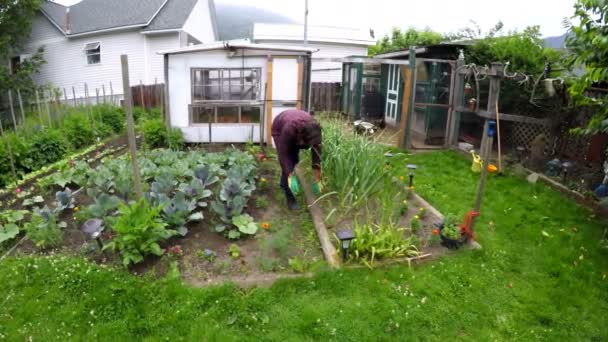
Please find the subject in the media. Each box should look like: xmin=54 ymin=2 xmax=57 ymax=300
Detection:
xmin=279 ymin=149 xmax=300 ymax=198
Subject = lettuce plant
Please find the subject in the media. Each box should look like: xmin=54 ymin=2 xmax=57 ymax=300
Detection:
xmin=161 ymin=192 xmax=203 ymax=236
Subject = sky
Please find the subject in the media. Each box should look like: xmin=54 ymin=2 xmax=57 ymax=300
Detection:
xmin=54 ymin=0 xmax=576 ymax=38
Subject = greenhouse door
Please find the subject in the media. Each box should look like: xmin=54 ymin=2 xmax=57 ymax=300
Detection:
xmin=385 ymin=64 xmax=401 ymax=126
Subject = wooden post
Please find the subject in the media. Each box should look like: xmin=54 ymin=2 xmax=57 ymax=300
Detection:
xmin=7 ymin=90 xmax=17 ymax=130
xmin=44 ymin=90 xmax=52 ymax=127
xmin=17 ymin=89 xmax=26 ymax=126
xmin=35 ymin=89 xmax=43 ymax=125
xmin=72 ymin=86 xmax=77 ymax=106
xmin=265 ymin=58 xmax=274 ymax=145
xmin=447 ymin=52 xmax=465 ymax=147
xmin=154 ymin=77 xmax=158 ymax=108
xmin=398 ymin=48 xmax=416 ymax=148
xmin=480 ymin=62 xmax=503 ymax=155
xmin=102 ymin=84 xmax=106 ymax=104
xmin=109 ymin=82 xmax=114 ymax=105
xmin=296 ymin=58 xmax=303 ymax=110
xmin=96 ymin=88 xmax=100 ymax=105
xmin=163 ymin=54 xmax=170 ymax=126
xmin=63 ymin=88 xmax=68 ymax=104
xmin=139 ymin=80 xmax=145 ymax=110
xmin=120 ymin=55 xmax=143 ymax=199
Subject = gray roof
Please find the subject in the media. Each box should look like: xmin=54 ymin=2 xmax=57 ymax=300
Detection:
xmin=214 ymin=2 xmax=294 ymax=41
xmin=41 ymin=0 xmax=198 ymax=36
xmin=143 ymin=0 xmax=198 ymax=32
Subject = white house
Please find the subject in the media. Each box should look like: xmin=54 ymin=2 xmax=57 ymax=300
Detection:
xmin=160 ymin=41 xmax=314 ymax=143
xmin=252 ymin=23 xmax=375 ymax=83
xmin=18 ymin=0 xmax=219 ymax=98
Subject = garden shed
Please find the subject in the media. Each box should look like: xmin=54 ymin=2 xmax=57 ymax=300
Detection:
xmin=160 ymin=41 xmax=315 ymax=143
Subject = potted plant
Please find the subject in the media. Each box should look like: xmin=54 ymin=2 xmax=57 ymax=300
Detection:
xmin=439 ymin=214 xmax=466 ymax=249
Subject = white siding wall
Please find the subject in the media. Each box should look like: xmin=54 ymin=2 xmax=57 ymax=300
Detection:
xmin=182 ymin=0 xmax=216 ymax=44
xmin=255 ymin=40 xmax=369 ymax=83
xmin=145 ymin=33 xmax=180 ymax=83
xmin=22 ymin=14 xmax=170 ymax=97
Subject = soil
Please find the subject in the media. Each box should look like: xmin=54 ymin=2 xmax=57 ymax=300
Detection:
xmin=7 ymin=147 xmax=324 ymax=287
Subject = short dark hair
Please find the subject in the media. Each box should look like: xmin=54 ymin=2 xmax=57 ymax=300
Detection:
xmin=302 ymin=121 xmax=322 ymax=146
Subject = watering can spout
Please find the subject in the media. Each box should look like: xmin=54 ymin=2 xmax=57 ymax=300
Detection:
xmin=471 ymin=150 xmax=483 ymax=173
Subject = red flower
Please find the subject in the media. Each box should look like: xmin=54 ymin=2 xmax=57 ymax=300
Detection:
xmin=432 ymin=229 xmax=439 ymax=236
xmin=15 ymin=188 xmax=21 ymax=194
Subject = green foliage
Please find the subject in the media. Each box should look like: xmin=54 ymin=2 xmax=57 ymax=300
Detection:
xmin=350 ymin=222 xmax=419 ymax=267
xmin=0 ymin=209 xmax=27 ymax=244
xmin=440 ymin=214 xmax=461 ymax=240
xmin=167 ymin=127 xmax=185 ymax=150
xmin=143 ymin=119 xmax=167 ymax=149
xmin=231 ymin=214 xmax=258 ymax=236
xmin=228 ymin=243 xmax=240 ymax=259
xmin=62 ymin=112 xmax=95 ymax=149
xmin=105 ymin=198 xmax=177 ymax=266
xmin=24 ymin=207 xmax=65 ymax=249
xmin=369 ymin=27 xmax=443 ymax=56
xmin=26 ymin=128 xmax=69 ymax=170
xmin=95 ymin=105 xmax=124 ymax=133
xmin=565 ymin=0 xmax=608 ymax=134
xmin=255 ymin=196 xmax=269 ymax=209
xmin=410 ymin=216 xmax=421 ymax=234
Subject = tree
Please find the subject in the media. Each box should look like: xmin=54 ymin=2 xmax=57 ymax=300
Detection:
xmin=0 ymin=0 xmax=44 ymax=97
xmin=368 ymin=27 xmax=443 ymax=56
xmin=565 ymin=0 xmax=608 ymax=135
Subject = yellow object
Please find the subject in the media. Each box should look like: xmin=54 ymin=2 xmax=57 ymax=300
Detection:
xmin=487 ymin=164 xmax=498 ymax=173
xmin=470 ymin=150 xmax=483 ymax=173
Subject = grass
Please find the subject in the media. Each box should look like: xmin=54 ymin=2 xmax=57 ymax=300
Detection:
xmin=1 ymin=151 xmax=608 ymax=340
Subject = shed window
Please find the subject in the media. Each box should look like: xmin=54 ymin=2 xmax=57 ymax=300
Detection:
xmin=190 ymin=105 xmax=262 ymax=124
xmin=84 ymin=42 xmax=101 ymax=65
xmin=191 ymin=68 xmax=260 ymax=102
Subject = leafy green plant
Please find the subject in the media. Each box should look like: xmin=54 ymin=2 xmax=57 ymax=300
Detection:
xmin=143 ymin=119 xmax=167 ymax=149
xmin=410 ymin=215 xmax=421 ymax=234
xmin=104 ymin=198 xmax=177 ymax=266
xmin=229 ymin=244 xmax=240 ymax=259
xmin=231 ymin=214 xmax=258 ymax=238
xmin=211 ymin=172 xmax=256 ymax=238
xmin=441 ymin=214 xmax=462 ymax=240
xmin=26 ymin=128 xmax=69 ymax=170
xmin=161 ymin=192 xmax=203 ymax=236
xmin=96 ymin=105 xmax=124 ymax=134
xmin=0 ymin=210 xmax=28 ymax=244
xmin=24 ymin=207 xmax=65 ymax=249
xmin=74 ymin=193 xmax=122 ymax=223
xmin=167 ymin=128 xmax=184 ymax=150
xmin=54 ymin=188 xmax=75 ymax=212
xmin=255 ymin=196 xmax=269 ymax=209
xmin=349 ymin=222 xmax=419 ymax=267
xmin=62 ymin=112 xmax=95 ymax=149
xmin=197 ymin=248 xmax=216 ymax=262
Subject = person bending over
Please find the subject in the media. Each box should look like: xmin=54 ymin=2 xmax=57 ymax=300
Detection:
xmin=271 ymin=109 xmax=322 ymax=210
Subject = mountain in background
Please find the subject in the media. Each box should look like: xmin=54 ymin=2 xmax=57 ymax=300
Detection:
xmin=215 ymin=3 xmax=295 ymax=41
xmin=543 ymin=33 xmax=569 ymax=50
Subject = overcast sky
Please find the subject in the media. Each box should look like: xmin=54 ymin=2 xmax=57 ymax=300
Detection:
xmin=55 ymin=0 xmax=575 ymax=38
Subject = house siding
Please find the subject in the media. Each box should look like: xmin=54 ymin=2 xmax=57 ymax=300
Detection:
xmin=182 ymin=0 xmax=216 ymax=44
xmin=254 ymin=40 xmax=369 ymax=83
xmin=146 ymin=33 xmax=180 ymax=83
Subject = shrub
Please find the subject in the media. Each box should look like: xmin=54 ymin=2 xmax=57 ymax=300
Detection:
xmin=96 ymin=105 xmax=124 ymax=133
xmin=62 ymin=112 xmax=94 ymax=149
xmin=105 ymin=198 xmax=177 ymax=266
xmin=132 ymin=106 xmax=147 ymax=123
xmin=143 ymin=118 xmax=167 ymax=149
xmin=27 ymin=128 xmax=69 ymax=170
xmin=167 ymin=127 xmax=184 ymax=150
xmin=93 ymin=122 xmax=113 ymax=139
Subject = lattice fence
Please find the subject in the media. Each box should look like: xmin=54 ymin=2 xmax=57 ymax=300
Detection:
xmin=503 ymin=121 xmax=552 ymax=150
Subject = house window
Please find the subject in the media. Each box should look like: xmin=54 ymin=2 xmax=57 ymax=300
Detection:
xmin=191 ymin=68 xmax=260 ymax=102
xmin=84 ymin=42 xmax=101 ymax=65
xmin=190 ymin=68 xmax=262 ymax=125
xmin=10 ymin=56 xmax=21 ymax=74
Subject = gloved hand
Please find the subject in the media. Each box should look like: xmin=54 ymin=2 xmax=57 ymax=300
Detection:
xmin=287 ymin=174 xmax=300 ymax=194
xmin=312 ymin=180 xmax=324 ymax=195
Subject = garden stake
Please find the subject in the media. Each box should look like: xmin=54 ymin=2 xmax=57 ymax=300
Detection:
xmin=495 ymin=102 xmax=503 ymax=176
xmin=461 ymin=120 xmax=496 ymax=244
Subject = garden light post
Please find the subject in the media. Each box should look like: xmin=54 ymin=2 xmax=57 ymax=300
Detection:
xmin=561 ymin=161 xmax=573 ymax=183
xmin=516 ymin=146 xmax=526 ymax=163
xmin=407 ymin=164 xmax=417 ymax=189
xmin=336 ymin=229 xmax=355 ymax=262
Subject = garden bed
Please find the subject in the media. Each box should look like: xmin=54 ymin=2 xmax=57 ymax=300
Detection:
xmin=2 ymin=146 xmax=323 ymax=286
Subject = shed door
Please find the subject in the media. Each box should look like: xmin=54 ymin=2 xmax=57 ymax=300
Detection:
xmin=385 ymin=64 xmax=400 ymax=126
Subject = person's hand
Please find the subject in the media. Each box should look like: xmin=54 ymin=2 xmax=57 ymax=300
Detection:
xmin=312 ymin=180 xmax=324 ymax=195
xmin=287 ymin=173 xmax=300 ymax=194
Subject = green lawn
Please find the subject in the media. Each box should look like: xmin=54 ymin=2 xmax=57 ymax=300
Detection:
xmin=1 ymin=151 xmax=607 ymax=341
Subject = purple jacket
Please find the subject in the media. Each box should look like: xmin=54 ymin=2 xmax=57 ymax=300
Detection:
xmin=271 ymin=110 xmax=322 ymax=174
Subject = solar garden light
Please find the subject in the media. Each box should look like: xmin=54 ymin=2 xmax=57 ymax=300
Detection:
xmin=336 ymin=229 xmax=355 ymax=262
xmin=384 ymin=152 xmax=394 ymax=166
xmin=561 ymin=161 xmax=573 ymax=183
xmin=81 ymin=218 xmax=105 ymax=251
xmin=407 ymin=164 xmax=417 ymax=189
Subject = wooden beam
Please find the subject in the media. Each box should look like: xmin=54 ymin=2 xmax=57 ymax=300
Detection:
xmin=265 ymin=58 xmax=273 ymax=145
xmin=296 ymin=58 xmax=303 ymax=110
xmin=397 ymin=66 xmax=413 ymax=148
xmin=457 ymin=107 xmax=551 ymax=125
xmin=120 ymin=55 xmax=143 ymax=199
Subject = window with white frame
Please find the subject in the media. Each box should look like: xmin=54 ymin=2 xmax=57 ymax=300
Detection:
xmin=84 ymin=42 xmax=101 ymax=65
xmin=190 ymin=68 xmax=262 ymax=124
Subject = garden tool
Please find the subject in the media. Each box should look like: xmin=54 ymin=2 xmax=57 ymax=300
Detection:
xmin=461 ymin=120 xmax=496 ymax=244
xmin=470 ymin=150 xmax=483 ymax=173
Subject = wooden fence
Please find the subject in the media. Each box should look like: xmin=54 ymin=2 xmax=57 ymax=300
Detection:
xmin=311 ymin=82 xmax=341 ymax=112
xmin=131 ymin=83 xmax=165 ymax=110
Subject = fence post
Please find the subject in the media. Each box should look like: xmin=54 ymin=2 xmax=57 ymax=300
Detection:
xmin=480 ymin=62 xmax=503 ymax=155
xmin=44 ymin=90 xmax=52 ymax=127
xmin=447 ymin=52 xmax=465 ymax=147
xmin=102 ymin=84 xmax=106 ymax=104
xmin=120 ymin=55 xmax=143 ymax=199
xmin=109 ymin=82 xmax=114 ymax=105
xmin=17 ymin=89 xmax=26 ymax=126
xmin=96 ymin=88 xmax=100 ymax=105
xmin=72 ymin=86 xmax=77 ymax=106
xmin=35 ymin=89 xmax=43 ymax=125
xmin=139 ymin=80 xmax=145 ymax=110
xmin=7 ymin=90 xmax=17 ymax=130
